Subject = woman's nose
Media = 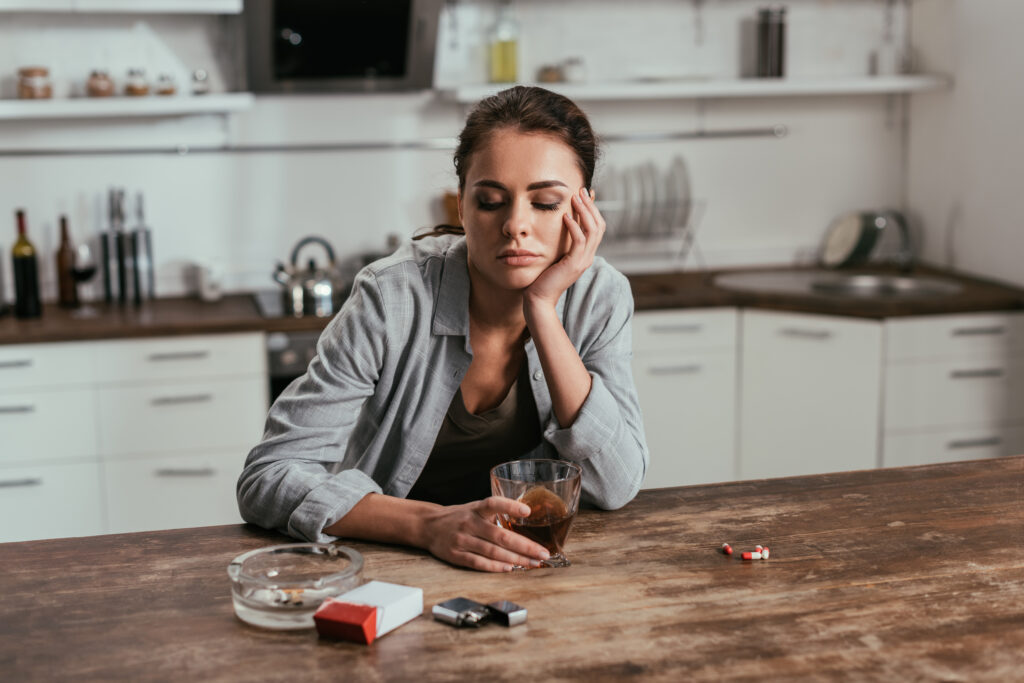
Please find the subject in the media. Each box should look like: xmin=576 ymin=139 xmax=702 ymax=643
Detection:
xmin=502 ymin=200 xmax=531 ymax=237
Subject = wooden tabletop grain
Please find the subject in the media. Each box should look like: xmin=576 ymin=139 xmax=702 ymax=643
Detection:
xmin=2 ymin=456 xmax=1023 ymax=681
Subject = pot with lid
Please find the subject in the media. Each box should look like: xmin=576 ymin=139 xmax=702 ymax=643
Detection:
xmin=819 ymin=210 xmax=914 ymax=271
xmin=273 ymin=236 xmax=349 ymax=318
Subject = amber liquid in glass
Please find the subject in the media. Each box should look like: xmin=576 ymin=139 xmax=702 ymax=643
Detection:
xmin=505 ymin=512 xmax=576 ymax=555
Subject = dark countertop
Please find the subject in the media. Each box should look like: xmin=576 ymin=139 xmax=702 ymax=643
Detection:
xmin=2 ymin=263 xmax=1023 ymax=345
xmin=2 ymin=456 xmax=1023 ymax=680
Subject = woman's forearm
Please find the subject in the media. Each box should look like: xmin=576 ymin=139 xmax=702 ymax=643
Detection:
xmin=323 ymin=493 xmax=439 ymax=547
xmin=523 ymin=297 xmax=592 ymax=428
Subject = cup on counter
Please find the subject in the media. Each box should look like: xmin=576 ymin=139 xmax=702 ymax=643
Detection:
xmin=189 ymin=262 xmax=224 ymax=302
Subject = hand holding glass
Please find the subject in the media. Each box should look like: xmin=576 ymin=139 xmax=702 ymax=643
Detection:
xmin=490 ymin=459 xmax=582 ymax=568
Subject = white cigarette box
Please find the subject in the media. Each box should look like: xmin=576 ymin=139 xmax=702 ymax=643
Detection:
xmin=336 ymin=580 xmax=423 ymax=638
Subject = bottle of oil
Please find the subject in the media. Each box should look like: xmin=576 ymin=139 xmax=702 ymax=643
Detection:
xmin=12 ymin=209 xmax=42 ymax=319
xmin=489 ymin=0 xmax=518 ymax=84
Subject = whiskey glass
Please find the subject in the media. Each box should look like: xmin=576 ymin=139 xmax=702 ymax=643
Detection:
xmin=490 ymin=459 xmax=582 ymax=568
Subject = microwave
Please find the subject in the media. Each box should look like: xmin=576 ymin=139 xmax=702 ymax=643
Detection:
xmin=243 ymin=0 xmax=443 ymax=93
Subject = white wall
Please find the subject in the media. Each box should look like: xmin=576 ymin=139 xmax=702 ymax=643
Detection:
xmin=0 ymin=0 xmax=916 ymax=301
xmin=907 ymin=0 xmax=1024 ymax=288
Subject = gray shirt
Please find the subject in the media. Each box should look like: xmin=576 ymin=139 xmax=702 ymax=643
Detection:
xmin=237 ymin=235 xmax=649 ymax=543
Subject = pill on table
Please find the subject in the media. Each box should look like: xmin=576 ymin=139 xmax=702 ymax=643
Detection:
xmin=755 ymin=545 xmax=763 ymax=551
xmin=721 ymin=543 xmax=733 ymax=555
xmin=761 ymin=547 xmax=770 ymax=559
xmin=741 ymin=551 xmax=763 ymax=560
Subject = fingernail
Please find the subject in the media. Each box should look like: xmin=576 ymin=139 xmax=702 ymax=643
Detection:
xmin=504 ymin=564 xmax=514 ymax=572
xmin=529 ymin=559 xmax=543 ymax=568
xmin=519 ymin=505 xmax=531 ymax=516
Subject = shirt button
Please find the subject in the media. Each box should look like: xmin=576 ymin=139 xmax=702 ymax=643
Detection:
xmin=532 ymin=370 xmax=543 ymax=381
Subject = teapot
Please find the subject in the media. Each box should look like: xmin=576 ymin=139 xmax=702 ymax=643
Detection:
xmin=272 ymin=236 xmax=348 ymax=318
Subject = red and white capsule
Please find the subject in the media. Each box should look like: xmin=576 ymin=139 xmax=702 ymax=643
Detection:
xmin=761 ymin=547 xmax=770 ymax=559
xmin=755 ymin=545 xmax=763 ymax=552
xmin=721 ymin=543 xmax=733 ymax=556
xmin=741 ymin=551 xmax=763 ymax=560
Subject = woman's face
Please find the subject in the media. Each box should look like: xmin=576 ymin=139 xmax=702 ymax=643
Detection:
xmin=459 ymin=128 xmax=585 ymax=293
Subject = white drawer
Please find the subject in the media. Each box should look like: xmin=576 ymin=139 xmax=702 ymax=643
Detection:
xmin=93 ymin=332 xmax=265 ymax=384
xmin=0 ymin=387 xmax=98 ymax=466
xmin=104 ymin=451 xmax=244 ymax=534
xmin=0 ymin=461 xmax=104 ymax=543
xmin=0 ymin=341 xmax=95 ymax=391
xmin=884 ymin=357 xmax=1024 ymax=430
xmin=97 ymin=376 xmax=268 ymax=457
xmin=885 ymin=312 xmax=1024 ymax=362
xmin=634 ymin=349 xmax=736 ymax=488
xmin=883 ymin=425 xmax=1024 ymax=468
xmin=633 ymin=308 xmax=737 ymax=353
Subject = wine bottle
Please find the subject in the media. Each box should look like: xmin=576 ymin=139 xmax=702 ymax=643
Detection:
xmin=56 ymin=214 xmax=78 ymax=308
xmin=12 ymin=209 xmax=42 ymax=319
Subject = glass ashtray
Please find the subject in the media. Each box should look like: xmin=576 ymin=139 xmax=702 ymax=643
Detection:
xmin=227 ymin=543 xmax=364 ymax=630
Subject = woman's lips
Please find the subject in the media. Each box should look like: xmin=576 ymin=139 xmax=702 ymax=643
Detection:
xmin=498 ymin=249 xmax=540 ymax=266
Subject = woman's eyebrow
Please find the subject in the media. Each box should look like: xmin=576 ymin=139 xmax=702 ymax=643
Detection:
xmin=471 ymin=179 xmax=569 ymax=190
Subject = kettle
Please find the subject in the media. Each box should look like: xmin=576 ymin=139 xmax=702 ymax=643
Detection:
xmin=272 ymin=236 xmax=346 ymax=318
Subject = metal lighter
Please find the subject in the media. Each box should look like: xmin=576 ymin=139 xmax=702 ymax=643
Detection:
xmin=432 ymin=597 xmax=491 ymax=628
xmin=485 ymin=600 xmax=527 ymax=627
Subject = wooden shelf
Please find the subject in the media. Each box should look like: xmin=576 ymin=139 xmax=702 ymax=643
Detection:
xmin=0 ymin=93 xmax=254 ymax=120
xmin=439 ymin=75 xmax=952 ymax=103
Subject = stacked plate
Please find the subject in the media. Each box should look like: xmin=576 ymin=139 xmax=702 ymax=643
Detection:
xmin=596 ymin=155 xmax=692 ymax=241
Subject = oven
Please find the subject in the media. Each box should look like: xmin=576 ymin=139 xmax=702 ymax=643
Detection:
xmin=253 ymin=290 xmax=326 ymax=405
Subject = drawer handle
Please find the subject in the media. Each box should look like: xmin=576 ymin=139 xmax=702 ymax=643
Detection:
xmin=151 ymin=393 xmax=214 ymax=406
xmin=147 ymin=350 xmax=211 ymax=362
xmin=649 ymin=323 xmax=703 ymax=335
xmin=155 ymin=468 xmax=215 ymax=477
xmin=0 ymin=359 xmax=33 ymax=370
xmin=779 ymin=328 xmax=833 ymax=340
xmin=0 ymin=477 xmax=42 ymax=488
xmin=648 ymin=364 xmax=702 ymax=376
xmin=947 ymin=436 xmax=1002 ymax=450
xmin=951 ymin=326 xmax=1006 ymax=337
xmin=950 ymin=368 xmax=1004 ymax=380
xmin=0 ymin=405 xmax=35 ymax=415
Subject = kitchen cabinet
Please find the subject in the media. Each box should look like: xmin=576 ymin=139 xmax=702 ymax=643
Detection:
xmin=0 ymin=341 xmax=104 ymax=543
xmin=0 ymin=1 xmax=241 ymax=13
xmin=881 ymin=312 xmax=1024 ymax=467
xmin=0 ymin=332 xmax=267 ymax=543
xmin=634 ymin=308 xmax=737 ymax=488
xmin=737 ymin=310 xmax=883 ymax=479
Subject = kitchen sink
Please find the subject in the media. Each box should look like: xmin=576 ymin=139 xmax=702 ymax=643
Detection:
xmin=712 ymin=270 xmax=964 ymax=299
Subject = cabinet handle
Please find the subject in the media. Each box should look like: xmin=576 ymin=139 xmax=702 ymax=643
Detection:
xmin=647 ymin=364 xmax=702 ymax=376
xmin=150 ymin=393 xmax=214 ymax=406
xmin=155 ymin=468 xmax=215 ymax=477
xmin=950 ymin=368 xmax=1004 ymax=380
xmin=0 ymin=405 xmax=35 ymax=415
xmin=0 ymin=477 xmax=42 ymax=488
xmin=947 ymin=436 xmax=1002 ymax=450
xmin=779 ymin=327 xmax=833 ymax=340
xmin=649 ymin=323 xmax=703 ymax=335
xmin=146 ymin=350 xmax=210 ymax=362
xmin=0 ymin=359 xmax=33 ymax=370
xmin=951 ymin=326 xmax=1005 ymax=337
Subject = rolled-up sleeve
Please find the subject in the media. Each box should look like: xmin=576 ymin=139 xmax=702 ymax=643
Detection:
xmin=544 ymin=274 xmax=649 ymax=509
xmin=237 ymin=270 xmax=388 ymax=542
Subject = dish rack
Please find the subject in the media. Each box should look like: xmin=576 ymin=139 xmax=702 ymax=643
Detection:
xmin=596 ymin=155 xmax=706 ymax=268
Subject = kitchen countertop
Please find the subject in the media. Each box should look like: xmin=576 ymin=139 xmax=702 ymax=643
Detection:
xmin=2 ymin=456 xmax=1022 ymax=680
xmin=2 ymin=262 xmax=1023 ymax=345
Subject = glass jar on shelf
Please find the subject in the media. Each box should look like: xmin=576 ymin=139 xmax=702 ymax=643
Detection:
xmin=86 ymin=70 xmax=115 ymax=97
xmin=17 ymin=66 xmax=53 ymax=99
xmin=155 ymin=73 xmax=176 ymax=96
xmin=124 ymin=68 xmax=150 ymax=96
xmin=488 ymin=0 xmax=518 ymax=84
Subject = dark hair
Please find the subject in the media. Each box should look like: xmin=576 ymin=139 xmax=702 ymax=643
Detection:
xmin=416 ymin=85 xmax=600 ymax=239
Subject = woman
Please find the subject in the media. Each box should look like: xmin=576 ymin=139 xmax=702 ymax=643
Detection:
xmin=238 ymin=86 xmax=648 ymax=572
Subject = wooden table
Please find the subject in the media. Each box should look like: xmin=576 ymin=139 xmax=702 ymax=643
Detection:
xmin=3 ymin=457 xmax=1023 ymax=680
